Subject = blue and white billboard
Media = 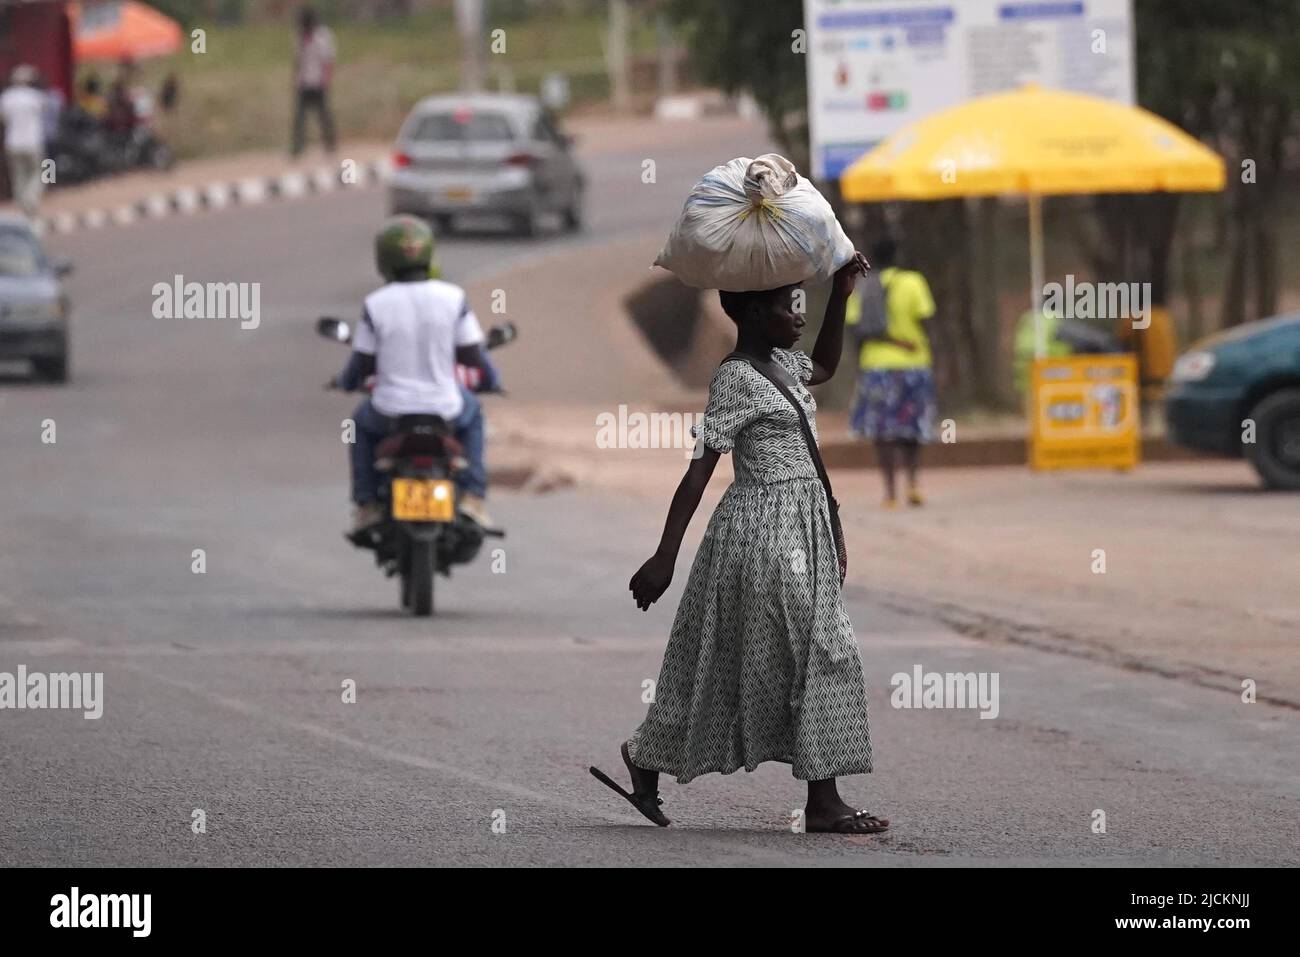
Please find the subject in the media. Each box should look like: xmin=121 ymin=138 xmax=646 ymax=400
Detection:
xmin=803 ymin=0 xmax=1135 ymax=179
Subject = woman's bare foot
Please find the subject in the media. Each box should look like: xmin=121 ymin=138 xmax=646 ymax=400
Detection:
xmin=804 ymin=778 xmax=888 ymax=833
xmin=804 ymin=797 xmax=890 ymax=833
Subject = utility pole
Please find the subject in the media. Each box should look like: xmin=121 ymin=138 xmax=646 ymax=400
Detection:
xmin=607 ymin=0 xmax=630 ymax=112
xmin=454 ymin=0 xmax=485 ymax=93
xmin=655 ymin=9 xmax=677 ymax=98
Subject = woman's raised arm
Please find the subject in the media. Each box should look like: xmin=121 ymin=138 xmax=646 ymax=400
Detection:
xmin=809 ymin=251 xmax=870 ymax=386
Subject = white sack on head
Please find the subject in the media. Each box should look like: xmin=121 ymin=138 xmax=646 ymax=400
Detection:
xmin=653 ymin=153 xmax=855 ymax=292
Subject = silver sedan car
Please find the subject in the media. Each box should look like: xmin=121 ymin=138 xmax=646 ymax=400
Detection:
xmin=388 ymin=93 xmax=585 ymax=238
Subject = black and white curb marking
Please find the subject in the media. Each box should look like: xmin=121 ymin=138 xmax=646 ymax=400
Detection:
xmin=35 ymin=158 xmax=392 ymax=236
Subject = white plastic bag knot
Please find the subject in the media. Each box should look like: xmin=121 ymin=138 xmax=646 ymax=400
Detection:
xmin=743 ymin=153 xmax=798 ymax=206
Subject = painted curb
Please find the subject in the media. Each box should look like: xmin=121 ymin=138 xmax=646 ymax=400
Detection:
xmin=36 ymin=158 xmax=391 ymax=237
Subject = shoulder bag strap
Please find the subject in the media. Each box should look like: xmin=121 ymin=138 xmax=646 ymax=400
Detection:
xmin=722 ymin=353 xmax=835 ymax=501
xmin=723 ymin=352 xmax=847 ymax=584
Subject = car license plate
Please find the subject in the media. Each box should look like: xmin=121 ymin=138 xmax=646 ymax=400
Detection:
xmin=391 ymin=478 xmax=455 ymax=522
xmin=442 ymin=187 xmax=474 ymax=202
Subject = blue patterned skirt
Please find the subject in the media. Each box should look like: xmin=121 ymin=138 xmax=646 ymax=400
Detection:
xmin=850 ymin=368 xmax=936 ymax=442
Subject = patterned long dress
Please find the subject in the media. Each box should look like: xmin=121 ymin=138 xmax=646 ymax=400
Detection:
xmin=628 ymin=348 xmax=873 ymax=784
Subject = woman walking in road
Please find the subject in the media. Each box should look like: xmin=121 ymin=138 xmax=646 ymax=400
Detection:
xmin=591 ymin=252 xmax=889 ymax=834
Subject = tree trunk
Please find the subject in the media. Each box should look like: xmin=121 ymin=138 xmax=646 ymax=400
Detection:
xmin=1250 ymin=95 xmax=1287 ymax=321
xmin=1136 ymin=193 xmax=1180 ymax=306
xmin=1219 ymin=202 xmax=1249 ymax=328
xmin=1253 ymin=194 xmax=1278 ymax=320
xmin=901 ymin=201 xmax=966 ymax=402
xmin=967 ymin=197 xmax=1002 ymax=405
xmin=1180 ymin=228 xmax=1204 ymax=343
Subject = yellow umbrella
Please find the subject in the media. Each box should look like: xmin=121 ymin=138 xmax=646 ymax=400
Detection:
xmin=840 ymin=84 xmax=1225 ymax=356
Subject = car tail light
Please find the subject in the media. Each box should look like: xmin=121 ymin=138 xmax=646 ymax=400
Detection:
xmin=393 ymin=152 xmax=412 ymax=168
xmin=504 ymin=152 xmax=537 ymax=168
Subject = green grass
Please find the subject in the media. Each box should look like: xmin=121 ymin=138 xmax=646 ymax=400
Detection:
xmin=106 ymin=11 xmax=658 ymax=158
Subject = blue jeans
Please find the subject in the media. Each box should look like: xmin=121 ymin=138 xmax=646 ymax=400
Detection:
xmin=350 ymin=387 xmax=487 ymax=505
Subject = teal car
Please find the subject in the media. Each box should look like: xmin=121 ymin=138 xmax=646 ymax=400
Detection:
xmin=1165 ymin=313 xmax=1300 ymax=489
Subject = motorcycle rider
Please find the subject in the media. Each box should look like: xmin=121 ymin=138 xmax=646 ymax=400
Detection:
xmin=331 ymin=215 xmax=498 ymax=533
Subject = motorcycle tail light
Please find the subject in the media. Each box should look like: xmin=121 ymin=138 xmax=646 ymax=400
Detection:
xmin=411 ymin=456 xmax=437 ymax=469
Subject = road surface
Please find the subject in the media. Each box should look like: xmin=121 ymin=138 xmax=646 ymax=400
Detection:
xmin=1 ymin=120 xmax=1297 ymax=866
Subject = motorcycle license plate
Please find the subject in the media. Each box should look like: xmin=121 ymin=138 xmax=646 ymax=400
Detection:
xmin=391 ymin=478 xmax=455 ymax=522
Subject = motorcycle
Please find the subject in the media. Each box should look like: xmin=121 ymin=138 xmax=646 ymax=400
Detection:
xmin=316 ymin=316 xmax=516 ymax=616
xmin=48 ymin=94 xmax=175 ymax=188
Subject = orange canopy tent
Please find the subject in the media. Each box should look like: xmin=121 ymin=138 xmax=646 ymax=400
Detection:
xmin=68 ymin=1 xmax=182 ymax=63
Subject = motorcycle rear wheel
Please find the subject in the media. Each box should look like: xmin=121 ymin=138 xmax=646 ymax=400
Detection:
xmin=408 ymin=540 xmax=435 ymax=617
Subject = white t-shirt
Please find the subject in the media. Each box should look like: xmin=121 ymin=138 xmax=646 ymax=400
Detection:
xmin=0 ymin=85 xmax=46 ymax=154
xmin=354 ymin=279 xmax=485 ymax=420
xmin=296 ymin=26 xmax=336 ymax=89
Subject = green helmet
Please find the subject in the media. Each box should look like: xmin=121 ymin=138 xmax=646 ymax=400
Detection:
xmin=375 ymin=214 xmax=434 ymax=280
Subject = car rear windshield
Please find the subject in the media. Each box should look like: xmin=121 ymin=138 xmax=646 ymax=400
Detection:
xmin=408 ymin=110 xmax=515 ymax=143
xmin=0 ymin=227 xmax=41 ymax=278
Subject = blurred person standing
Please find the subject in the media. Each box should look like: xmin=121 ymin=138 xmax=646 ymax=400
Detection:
xmin=846 ymin=237 xmax=936 ymax=508
xmin=38 ymin=75 xmax=64 ymax=145
xmin=159 ymin=72 xmax=180 ymax=114
xmin=77 ymin=75 xmax=108 ymax=120
xmin=105 ymin=76 xmax=137 ymax=141
xmin=291 ymin=5 xmax=337 ymax=157
xmin=1012 ymin=303 xmax=1124 ymax=394
xmin=1 ymin=66 xmax=47 ymax=219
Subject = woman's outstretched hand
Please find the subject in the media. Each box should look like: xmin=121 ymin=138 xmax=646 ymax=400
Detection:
xmin=630 ymin=553 xmax=675 ymax=611
xmin=832 ymin=250 xmax=871 ymax=298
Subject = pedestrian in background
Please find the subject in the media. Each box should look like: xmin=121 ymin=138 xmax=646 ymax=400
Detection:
xmin=104 ymin=75 xmax=137 ymax=150
xmin=159 ymin=72 xmax=180 ymax=114
xmin=37 ymin=74 xmax=64 ymax=146
xmin=77 ymin=74 xmax=107 ymax=120
xmin=0 ymin=65 xmax=47 ymax=219
xmin=291 ymin=5 xmax=337 ymax=158
xmin=846 ymin=237 xmax=936 ymax=508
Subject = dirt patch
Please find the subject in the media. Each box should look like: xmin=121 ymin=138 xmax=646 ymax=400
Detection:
xmin=623 ymin=277 xmax=736 ymax=390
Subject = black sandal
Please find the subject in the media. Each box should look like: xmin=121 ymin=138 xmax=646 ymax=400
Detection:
xmin=806 ymin=809 xmax=890 ymax=834
xmin=589 ymin=741 xmax=671 ymax=827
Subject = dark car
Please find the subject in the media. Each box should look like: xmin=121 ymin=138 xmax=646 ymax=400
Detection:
xmin=1165 ymin=313 xmax=1300 ymax=489
xmin=0 ymin=215 xmax=72 ymax=382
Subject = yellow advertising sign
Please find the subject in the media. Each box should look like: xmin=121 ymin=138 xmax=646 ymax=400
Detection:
xmin=1029 ymin=355 xmax=1139 ymax=471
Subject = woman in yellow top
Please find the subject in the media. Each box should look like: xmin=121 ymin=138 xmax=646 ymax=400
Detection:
xmin=846 ymin=238 xmax=936 ymax=507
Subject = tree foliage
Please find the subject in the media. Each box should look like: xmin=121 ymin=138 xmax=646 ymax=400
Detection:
xmin=1089 ymin=0 xmax=1300 ymax=326
xmin=666 ymin=0 xmax=808 ymax=168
